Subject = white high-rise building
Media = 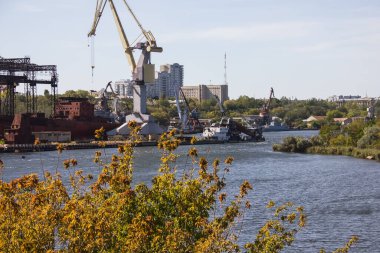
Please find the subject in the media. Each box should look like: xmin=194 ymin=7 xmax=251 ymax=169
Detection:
xmin=114 ymin=79 xmax=133 ymax=97
xmin=157 ymin=71 xmax=170 ymax=98
xmin=167 ymin=63 xmax=184 ymax=98
xmin=152 ymin=63 xmax=183 ymax=98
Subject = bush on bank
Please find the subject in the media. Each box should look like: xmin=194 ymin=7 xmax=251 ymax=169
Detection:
xmin=273 ymin=119 xmax=380 ymax=162
xmin=0 ymin=123 xmax=357 ymax=252
xmin=307 ymin=146 xmax=380 ymax=161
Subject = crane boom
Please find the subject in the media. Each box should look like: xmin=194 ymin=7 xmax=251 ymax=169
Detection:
xmin=213 ymin=94 xmax=225 ymax=116
xmin=108 ymin=0 xmax=136 ymax=71
xmin=266 ymin=87 xmax=275 ymax=110
xmin=88 ymin=0 xmax=162 ymax=114
xmin=88 ymin=0 xmax=136 ymax=72
xmin=120 ymin=0 xmax=160 ymax=52
xmin=260 ymin=87 xmax=275 ymax=125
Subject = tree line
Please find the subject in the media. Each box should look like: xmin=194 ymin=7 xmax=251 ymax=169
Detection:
xmin=13 ymin=90 xmax=379 ymax=129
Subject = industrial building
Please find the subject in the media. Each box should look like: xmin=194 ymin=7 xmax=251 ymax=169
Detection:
xmin=181 ymin=84 xmax=229 ymax=103
xmin=328 ymin=95 xmax=379 ymax=107
xmin=55 ymin=97 xmax=95 ymax=120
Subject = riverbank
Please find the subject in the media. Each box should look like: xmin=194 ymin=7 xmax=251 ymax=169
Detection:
xmin=306 ymin=146 xmax=380 ymax=161
xmin=273 ymin=136 xmax=380 ymax=162
xmin=0 ymin=137 xmax=264 ymax=153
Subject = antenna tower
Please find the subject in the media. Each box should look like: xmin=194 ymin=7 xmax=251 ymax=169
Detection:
xmin=224 ymin=52 xmax=228 ymax=85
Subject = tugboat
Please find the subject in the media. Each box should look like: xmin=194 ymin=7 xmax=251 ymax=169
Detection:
xmin=202 ymin=117 xmax=264 ymax=142
xmin=202 ymin=124 xmax=230 ymax=141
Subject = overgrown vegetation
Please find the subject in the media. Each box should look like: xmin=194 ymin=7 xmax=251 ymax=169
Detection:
xmin=273 ymin=118 xmax=380 ymax=161
xmin=0 ymin=124 xmax=358 ymax=252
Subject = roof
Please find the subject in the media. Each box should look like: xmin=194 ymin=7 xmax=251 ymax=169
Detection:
xmin=303 ymin=116 xmax=326 ymax=122
xmin=333 ymin=118 xmax=349 ymax=122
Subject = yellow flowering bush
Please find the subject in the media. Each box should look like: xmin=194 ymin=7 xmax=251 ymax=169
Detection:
xmin=0 ymin=123 xmax=357 ymax=252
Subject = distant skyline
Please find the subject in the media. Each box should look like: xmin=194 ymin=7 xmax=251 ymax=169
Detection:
xmin=1 ymin=0 xmax=379 ymax=99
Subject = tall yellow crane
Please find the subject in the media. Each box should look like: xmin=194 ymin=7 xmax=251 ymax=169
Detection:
xmin=88 ymin=0 xmax=162 ymax=114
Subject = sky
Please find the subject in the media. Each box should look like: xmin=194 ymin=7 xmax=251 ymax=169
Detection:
xmin=0 ymin=0 xmax=379 ymax=99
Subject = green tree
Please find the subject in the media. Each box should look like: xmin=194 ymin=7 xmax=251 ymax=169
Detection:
xmin=43 ymin=89 xmax=50 ymax=99
xmin=62 ymin=89 xmax=92 ymax=98
xmin=357 ymin=125 xmax=380 ymax=149
xmin=326 ymin=110 xmax=345 ymax=120
xmin=342 ymin=120 xmax=367 ymax=146
xmin=319 ymin=123 xmax=341 ymax=145
xmin=151 ymin=110 xmax=170 ymax=126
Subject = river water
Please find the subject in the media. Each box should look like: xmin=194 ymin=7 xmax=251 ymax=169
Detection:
xmin=1 ymin=131 xmax=379 ymax=252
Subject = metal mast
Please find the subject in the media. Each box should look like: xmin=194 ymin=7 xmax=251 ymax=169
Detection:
xmin=224 ymin=52 xmax=227 ymax=85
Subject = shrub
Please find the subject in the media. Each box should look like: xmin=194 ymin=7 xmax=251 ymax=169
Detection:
xmin=272 ymin=137 xmax=312 ymax=153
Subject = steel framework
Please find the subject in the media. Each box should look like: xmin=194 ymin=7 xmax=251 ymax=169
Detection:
xmin=0 ymin=57 xmax=58 ymax=116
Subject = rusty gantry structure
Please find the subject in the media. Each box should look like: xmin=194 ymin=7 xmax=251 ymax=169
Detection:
xmin=0 ymin=56 xmax=58 ymax=116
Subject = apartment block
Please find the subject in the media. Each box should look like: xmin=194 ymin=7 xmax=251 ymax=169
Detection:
xmin=149 ymin=63 xmax=183 ymax=98
xmin=114 ymin=79 xmax=133 ymax=97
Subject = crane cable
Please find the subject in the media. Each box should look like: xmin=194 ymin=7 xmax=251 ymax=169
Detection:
xmin=88 ymin=0 xmax=108 ymax=84
xmin=87 ymin=36 xmax=95 ymax=84
xmin=91 ymin=36 xmax=95 ymax=81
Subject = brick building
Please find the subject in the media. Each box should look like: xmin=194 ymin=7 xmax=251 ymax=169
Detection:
xmin=54 ymin=97 xmax=94 ymax=120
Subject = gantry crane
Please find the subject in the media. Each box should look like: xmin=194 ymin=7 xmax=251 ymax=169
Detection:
xmin=88 ymin=0 xmax=162 ymax=115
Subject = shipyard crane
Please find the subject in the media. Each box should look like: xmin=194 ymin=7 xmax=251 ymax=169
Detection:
xmin=170 ymin=86 xmax=203 ymax=133
xmin=213 ymin=94 xmax=226 ymax=117
xmin=88 ymin=0 xmax=162 ymax=114
xmin=260 ymin=87 xmax=275 ymax=125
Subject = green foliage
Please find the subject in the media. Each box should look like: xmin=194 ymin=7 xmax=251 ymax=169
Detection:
xmin=357 ymin=126 xmax=380 ymax=149
xmin=271 ymin=107 xmax=287 ymax=119
xmin=310 ymin=120 xmax=323 ymax=129
xmin=326 ymin=110 xmax=345 ymax=120
xmin=275 ymin=118 xmax=380 ymax=163
xmin=158 ymin=98 xmax=171 ymax=108
xmin=329 ymin=134 xmax=353 ymax=146
xmin=340 ymin=102 xmax=368 ymax=118
xmin=319 ymin=123 xmax=341 ymax=145
xmin=272 ymin=136 xmax=312 ymax=153
xmin=375 ymin=101 xmax=380 ymax=118
xmin=62 ymin=89 xmax=92 ymax=98
xmin=307 ymin=146 xmax=380 ymax=161
xmin=341 ymin=120 xmax=367 ymax=146
xmin=283 ymin=108 xmax=309 ymax=126
xmin=14 ymin=90 xmax=98 ymax=117
xmin=223 ymin=96 xmax=261 ymax=114
xmin=150 ymin=110 xmax=170 ymax=126
xmin=14 ymin=93 xmax=53 ymax=116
